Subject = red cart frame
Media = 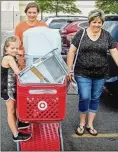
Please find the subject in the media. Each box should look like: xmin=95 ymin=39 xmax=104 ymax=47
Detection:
xmin=16 ymin=78 xmax=67 ymax=151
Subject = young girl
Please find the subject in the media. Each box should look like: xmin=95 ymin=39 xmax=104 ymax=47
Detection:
xmin=1 ymin=36 xmax=31 ymax=142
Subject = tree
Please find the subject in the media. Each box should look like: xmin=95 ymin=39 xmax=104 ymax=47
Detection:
xmin=95 ymin=0 xmax=118 ymax=14
xmin=35 ymin=0 xmax=81 ymax=19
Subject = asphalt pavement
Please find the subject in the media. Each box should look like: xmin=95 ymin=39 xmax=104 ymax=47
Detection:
xmin=62 ymin=92 xmax=118 ymax=151
xmin=1 ymin=88 xmax=118 ymax=151
xmin=1 ymin=29 xmax=118 ymax=151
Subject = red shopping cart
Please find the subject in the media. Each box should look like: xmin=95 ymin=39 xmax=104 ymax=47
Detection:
xmin=16 ymin=78 xmax=67 ymax=151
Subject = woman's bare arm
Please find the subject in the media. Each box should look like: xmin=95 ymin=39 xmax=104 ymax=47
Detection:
xmin=67 ymin=44 xmax=77 ymax=72
xmin=110 ymin=48 xmax=118 ymax=66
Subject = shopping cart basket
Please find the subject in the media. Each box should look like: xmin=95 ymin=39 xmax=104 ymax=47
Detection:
xmin=16 ymin=78 xmax=67 ymax=151
xmin=17 ymin=78 xmax=67 ymax=122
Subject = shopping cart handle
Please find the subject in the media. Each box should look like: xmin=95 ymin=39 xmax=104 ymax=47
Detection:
xmin=29 ymin=89 xmax=57 ymax=94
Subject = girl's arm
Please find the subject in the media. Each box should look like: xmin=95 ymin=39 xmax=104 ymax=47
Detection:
xmin=110 ymin=48 xmax=118 ymax=66
xmin=8 ymin=56 xmax=20 ymax=75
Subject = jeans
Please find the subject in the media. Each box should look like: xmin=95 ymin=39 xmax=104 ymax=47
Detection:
xmin=75 ymin=75 xmax=106 ymax=113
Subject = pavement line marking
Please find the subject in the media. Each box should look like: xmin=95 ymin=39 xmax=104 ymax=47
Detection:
xmin=72 ymin=133 xmax=118 ymax=138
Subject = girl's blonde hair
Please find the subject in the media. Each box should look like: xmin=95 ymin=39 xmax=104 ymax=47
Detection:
xmin=3 ymin=36 xmax=21 ymax=56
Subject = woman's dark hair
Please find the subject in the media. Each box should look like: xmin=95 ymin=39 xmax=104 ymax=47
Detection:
xmin=24 ymin=2 xmax=40 ymax=13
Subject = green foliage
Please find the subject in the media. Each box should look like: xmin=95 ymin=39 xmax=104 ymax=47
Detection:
xmin=35 ymin=0 xmax=81 ymax=18
xmin=95 ymin=0 xmax=118 ymax=14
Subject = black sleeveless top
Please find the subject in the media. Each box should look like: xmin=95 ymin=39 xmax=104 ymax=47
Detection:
xmin=1 ymin=55 xmax=18 ymax=95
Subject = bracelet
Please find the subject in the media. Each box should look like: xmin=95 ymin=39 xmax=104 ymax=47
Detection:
xmin=69 ymin=71 xmax=74 ymax=73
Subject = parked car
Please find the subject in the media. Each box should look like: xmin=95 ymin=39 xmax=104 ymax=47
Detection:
xmin=60 ymin=20 xmax=88 ymax=55
xmin=42 ymin=15 xmax=87 ymax=30
xmin=102 ymin=15 xmax=118 ymax=99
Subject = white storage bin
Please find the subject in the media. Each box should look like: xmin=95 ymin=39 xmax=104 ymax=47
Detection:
xmin=23 ymin=26 xmax=62 ymax=66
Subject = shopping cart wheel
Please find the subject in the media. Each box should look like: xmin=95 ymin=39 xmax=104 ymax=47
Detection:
xmin=59 ymin=122 xmax=64 ymax=151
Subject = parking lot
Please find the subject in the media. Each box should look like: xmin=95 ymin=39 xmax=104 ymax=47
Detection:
xmin=1 ymin=89 xmax=118 ymax=151
xmin=1 ymin=18 xmax=118 ymax=151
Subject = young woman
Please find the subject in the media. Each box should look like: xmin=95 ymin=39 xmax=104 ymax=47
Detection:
xmin=67 ymin=9 xmax=118 ymax=136
xmin=1 ymin=36 xmax=31 ymax=142
xmin=15 ymin=2 xmax=48 ymax=69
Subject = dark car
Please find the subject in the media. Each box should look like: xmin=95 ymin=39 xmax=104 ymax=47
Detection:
xmin=102 ymin=15 xmax=118 ymax=99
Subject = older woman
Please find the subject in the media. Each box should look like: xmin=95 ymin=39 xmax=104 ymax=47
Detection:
xmin=15 ymin=2 xmax=48 ymax=68
xmin=67 ymin=9 xmax=118 ymax=136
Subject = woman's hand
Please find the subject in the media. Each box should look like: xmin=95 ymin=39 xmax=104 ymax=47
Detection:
xmin=67 ymin=72 xmax=74 ymax=81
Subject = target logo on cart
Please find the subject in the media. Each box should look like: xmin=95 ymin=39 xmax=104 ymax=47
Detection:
xmin=38 ymin=101 xmax=47 ymax=111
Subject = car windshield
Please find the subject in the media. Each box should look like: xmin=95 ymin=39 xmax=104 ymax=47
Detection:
xmin=49 ymin=22 xmax=66 ymax=29
xmin=103 ymin=21 xmax=118 ymax=42
xmin=111 ymin=24 xmax=118 ymax=42
xmin=103 ymin=21 xmax=118 ymax=31
xmin=49 ymin=19 xmax=77 ymax=29
xmin=78 ymin=21 xmax=89 ymax=29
